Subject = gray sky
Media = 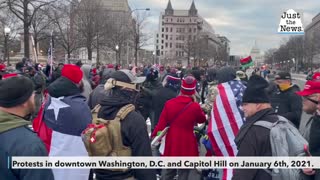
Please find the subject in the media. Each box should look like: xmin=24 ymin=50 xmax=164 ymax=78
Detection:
xmin=128 ymin=0 xmax=320 ymax=56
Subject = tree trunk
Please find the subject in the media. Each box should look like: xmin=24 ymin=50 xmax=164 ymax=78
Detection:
xmin=88 ymin=46 xmax=92 ymax=60
xmin=24 ymin=23 xmax=30 ymax=59
xmin=134 ymin=45 xmax=138 ymax=66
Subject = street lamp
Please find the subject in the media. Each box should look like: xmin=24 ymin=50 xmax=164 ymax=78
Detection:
xmin=115 ymin=45 xmax=119 ymax=65
xmin=4 ymin=27 xmax=11 ymax=66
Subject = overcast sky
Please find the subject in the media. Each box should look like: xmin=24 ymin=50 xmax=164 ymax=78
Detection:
xmin=128 ymin=0 xmax=320 ymax=56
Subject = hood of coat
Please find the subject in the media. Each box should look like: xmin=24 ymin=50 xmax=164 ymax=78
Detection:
xmin=98 ymin=88 xmax=137 ymax=120
xmin=81 ymin=64 xmax=91 ymax=80
xmin=0 ymin=110 xmax=30 ymax=133
xmin=216 ymin=67 xmax=236 ymax=84
xmin=47 ymin=77 xmax=81 ymax=98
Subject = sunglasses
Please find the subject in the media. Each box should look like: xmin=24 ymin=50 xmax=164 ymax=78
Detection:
xmin=303 ymin=96 xmax=319 ymax=105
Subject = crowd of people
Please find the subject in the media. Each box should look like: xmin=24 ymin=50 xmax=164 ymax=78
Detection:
xmin=0 ymin=58 xmax=320 ymax=180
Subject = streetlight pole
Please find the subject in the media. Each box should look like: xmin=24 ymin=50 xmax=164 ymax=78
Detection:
xmin=128 ymin=8 xmax=150 ymax=67
xmin=115 ymin=45 xmax=119 ymax=65
xmin=4 ymin=27 xmax=10 ymax=66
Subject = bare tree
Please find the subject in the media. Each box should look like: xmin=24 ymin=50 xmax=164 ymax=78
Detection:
xmin=1 ymin=0 xmax=57 ymax=58
xmin=30 ymin=7 xmax=52 ymax=57
xmin=131 ymin=11 xmax=150 ymax=66
xmin=47 ymin=0 xmax=78 ymax=61
xmin=72 ymin=0 xmax=108 ymax=61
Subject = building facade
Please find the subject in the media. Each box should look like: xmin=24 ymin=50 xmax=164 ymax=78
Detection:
xmin=155 ymin=0 xmax=229 ymax=67
xmin=250 ymin=41 xmax=264 ymax=66
xmin=305 ymin=13 xmax=320 ymax=65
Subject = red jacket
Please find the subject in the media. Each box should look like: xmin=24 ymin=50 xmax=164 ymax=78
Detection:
xmin=152 ymin=96 xmax=206 ymax=156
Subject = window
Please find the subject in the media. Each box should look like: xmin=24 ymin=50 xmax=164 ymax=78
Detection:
xmin=170 ymin=43 xmax=172 ymax=48
xmin=161 ymin=51 xmax=163 ymax=55
xmin=190 ymin=18 xmax=192 ymax=22
xmin=166 ymin=27 xmax=168 ymax=32
xmin=166 ymin=18 xmax=168 ymax=22
xmin=162 ymin=40 xmax=164 ymax=43
xmin=156 ymin=46 xmax=158 ymax=50
xmin=170 ymin=35 xmax=172 ymax=40
xmin=156 ymin=40 xmax=159 ymax=43
xmin=171 ymin=18 xmax=173 ymax=22
xmin=161 ymin=46 xmax=164 ymax=49
xmin=165 ymin=43 xmax=168 ymax=48
xmin=166 ymin=35 xmax=168 ymax=40
xmin=176 ymin=51 xmax=179 ymax=56
xmin=170 ymin=27 xmax=173 ymax=32
xmin=156 ymin=34 xmax=159 ymax=38
xmin=162 ymin=28 xmax=164 ymax=32
xmin=162 ymin=34 xmax=164 ymax=38
xmin=189 ymin=28 xmax=192 ymax=33
xmin=194 ymin=28 xmax=197 ymax=32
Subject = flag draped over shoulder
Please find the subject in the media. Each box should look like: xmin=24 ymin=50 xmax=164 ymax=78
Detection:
xmin=240 ymin=56 xmax=253 ymax=69
xmin=34 ymin=95 xmax=91 ymax=180
xmin=208 ymin=80 xmax=246 ymax=180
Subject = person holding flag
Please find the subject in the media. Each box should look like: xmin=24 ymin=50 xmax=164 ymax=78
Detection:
xmin=207 ymin=67 xmax=246 ymax=180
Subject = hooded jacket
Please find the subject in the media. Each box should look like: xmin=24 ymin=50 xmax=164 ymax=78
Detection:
xmin=0 ymin=110 xmax=54 ymax=180
xmin=81 ymin=64 xmax=93 ymax=100
xmin=96 ymin=89 xmax=156 ymax=180
xmin=269 ymin=84 xmax=302 ymax=128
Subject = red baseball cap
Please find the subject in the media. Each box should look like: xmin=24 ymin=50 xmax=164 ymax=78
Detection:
xmin=296 ymin=80 xmax=320 ymax=96
xmin=312 ymin=72 xmax=320 ymax=81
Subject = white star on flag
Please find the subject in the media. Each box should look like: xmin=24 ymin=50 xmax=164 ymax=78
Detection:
xmin=47 ymin=97 xmax=70 ymax=121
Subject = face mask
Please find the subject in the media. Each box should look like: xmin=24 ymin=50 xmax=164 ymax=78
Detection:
xmin=278 ymin=83 xmax=291 ymax=91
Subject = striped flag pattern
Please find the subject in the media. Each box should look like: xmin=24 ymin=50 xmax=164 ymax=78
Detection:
xmin=208 ymin=80 xmax=246 ymax=180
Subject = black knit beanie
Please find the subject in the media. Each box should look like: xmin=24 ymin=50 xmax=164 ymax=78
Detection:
xmin=0 ymin=76 xmax=34 ymax=108
xmin=242 ymin=75 xmax=270 ymax=103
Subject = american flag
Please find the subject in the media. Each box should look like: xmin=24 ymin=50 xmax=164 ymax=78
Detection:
xmin=208 ymin=80 xmax=246 ymax=180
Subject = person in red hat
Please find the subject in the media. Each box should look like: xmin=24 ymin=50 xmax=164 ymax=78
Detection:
xmin=0 ymin=64 xmax=6 ymax=80
xmin=151 ymin=75 xmax=206 ymax=180
xmin=38 ymin=64 xmax=91 ymax=180
xmin=296 ymin=80 xmax=320 ymax=178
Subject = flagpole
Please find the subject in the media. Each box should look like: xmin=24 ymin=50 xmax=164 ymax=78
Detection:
xmin=50 ymin=31 xmax=54 ymax=78
xmin=31 ymin=35 xmax=38 ymax=63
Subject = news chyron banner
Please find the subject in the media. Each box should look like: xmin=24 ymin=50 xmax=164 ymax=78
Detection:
xmin=9 ymin=157 xmax=320 ymax=169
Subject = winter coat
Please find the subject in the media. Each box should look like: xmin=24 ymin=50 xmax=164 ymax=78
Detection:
xmin=152 ymin=86 xmax=178 ymax=132
xmin=96 ymin=89 xmax=156 ymax=180
xmin=0 ymin=110 xmax=54 ymax=180
xmin=308 ymin=115 xmax=320 ymax=180
xmin=139 ymin=81 xmax=162 ymax=121
xmin=81 ymin=64 xmax=93 ymax=100
xmin=269 ymin=84 xmax=302 ymax=128
xmin=152 ymin=96 xmax=206 ymax=156
xmin=233 ymin=108 xmax=278 ymax=180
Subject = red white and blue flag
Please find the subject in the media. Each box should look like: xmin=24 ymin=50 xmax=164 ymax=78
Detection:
xmin=208 ymin=80 xmax=246 ymax=180
xmin=33 ymin=94 xmax=92 ymax=180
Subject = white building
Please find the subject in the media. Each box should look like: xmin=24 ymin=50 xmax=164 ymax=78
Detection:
xmin=250 ymin=41 xmax=264 ymax=66
xmin=155 ymin=0 xmax=228 ymax=66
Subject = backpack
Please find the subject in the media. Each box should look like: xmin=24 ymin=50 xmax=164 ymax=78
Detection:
xmin=254 ymin=115 xmax=309 ymax=180
xmin=81 ymin=104 xmax=135 ymax=157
